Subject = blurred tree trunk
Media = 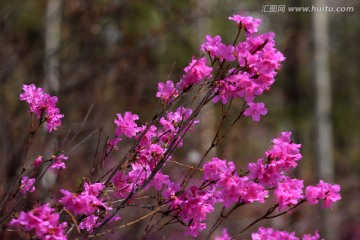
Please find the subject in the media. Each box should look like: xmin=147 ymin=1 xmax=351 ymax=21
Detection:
xmin=282 ymin=1 xmax=304 ymax=232
xmin=312 ymin=1 xmax=337 ymax=239
xmin=42 ymin=0 xmax=62 ymax=190
xmin=45 ymin=0 xmax=61 ymax=94
xmin=195 ymin=0 xmax=220 ymax=237
xmin=196 ymin=0 xmax=217 ymax=160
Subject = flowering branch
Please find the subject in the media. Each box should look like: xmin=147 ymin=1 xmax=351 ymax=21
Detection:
xmin=1 ymin=12 xmax=341 ymax=240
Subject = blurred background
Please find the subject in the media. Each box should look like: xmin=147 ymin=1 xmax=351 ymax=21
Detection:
xmin=0 ymin=0 xmax=359 ymax=239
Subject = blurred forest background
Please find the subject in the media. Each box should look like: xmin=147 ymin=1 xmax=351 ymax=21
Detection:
xmin=0 ymin=0 xmax=359 ymax=239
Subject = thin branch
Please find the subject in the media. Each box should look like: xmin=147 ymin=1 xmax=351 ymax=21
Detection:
xmin=63 ymin=207 xmax=81 ymax=234
xmin=233 ymin=204 xmax=278 ymax=239
xmin=88 ymin=205 xmax=165 ymax=238
xmin=168 ymin=160 xmax=203 ymax=172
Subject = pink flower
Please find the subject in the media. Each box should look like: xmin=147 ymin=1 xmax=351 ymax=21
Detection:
xmin=170 ymin=186 xmax=215 ymax=237
xmin=238 ymin=32 xmax=285 ymax=78
xmin=275 ymin=177 xmax=304 ymax=210
xmin=239 ymin=179 xmax=268 ymax=204
xmin=20 ymin=84 xmax=46 ymax=118
xmin=251 ymin=227 xmax=298 ymax=240
xmin=178 ymin=57 xmax=213 ymax=91
xmin=229 ymin=14 xmax=261 ymax=36
xmin=20 ymin=176 xmax=35 ymax=196
xmin=114 ymin=111 xmax=139 ymax=138
xmin=45 ymin=107 xmax=64 ymax=132
xmin=248 ymin=132 xmax=302 ymax=187
xmin=302 ymin=230 xmax=321 ymax=240
xmin=9 ymin=203 xmax=67 ymax=240
xmin=156 ymin=80 xmax=178 ymax=104
xmin=60 ymin=192 xmax=108 ymax=215
xmin=158 ymin=107 xmax=199 ymax=147
xmin=136 ymin=143 xmax=164 ymax=169
xmin=216 ymin=175 xmax=268 ymax=207
xmin=137 ymin=125 xmax=157 ymax=147
xmin=305 ymin=180 xmax=341 ymax=208
xmin=20 ymin=84 xmax=64 ymax=132
xmin=79 ymin=215 xmax=99 ymax=232
xmin=266 ymin=131 xmax=302 ymax=170
xmin=201 ymin=35 xmax=222 ymax=56
xmin=84 ymin=182 xmax=105 ymax=196
xmin=305 ymin=185 xmax=324 ymax=205
xmin=108 ymin=137 xmax=122 ymax=150
xmin=252 ymin=227 xmax=323 ymax=240
xmin=234 ymin=32 xmax=285 ymax=102
xmin=112 ymin=163 xmax=155 ymax=198
xmin=202 ymin=157 xmax=233 ymax=182
xmin=248 ymin=159 xmax=281 ymax=187
xmin=322 ymin=183 xmax=341 ymax=208
xmin=212 ymin=70 xmax=260 ymax=104
xmin=162 ymin=181 xmax=181 ymax=200
xmin=34 ymin=156 xmax=43 ymax=167
xmin=149 ymin=172 xmax=170 ymax=191
xmin=59 ymin=189 xmax=85 ymax=215
xmin=112 ymin=171 xmax=132 ymax=198
xmin=59 ymin=181 xmax=110 ymax=216
xmin=160 ymin=117 xmax=176 ymax=132
xmin=202 ymin=158 xmax=268 ymax=207
xmin=216 ymin=175 xmax=243 ymax=207
xmin=244 ymin=102 xmax=268 ymax=121
xmin=50 ymin=154 xmax=68 ymax=173
xmin=216 ymin=43 xmax=236 ymax=62
xmin=201 ymin=35 xmax=235 ymax=62
xmin=214 ymin=229 xmax=231 ymax=240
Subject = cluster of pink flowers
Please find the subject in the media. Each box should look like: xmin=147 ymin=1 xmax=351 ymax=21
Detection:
xmin=10 ymin=13 xmax=343 ymax=240
xmin=156 ymin=56 xmax=214 ymax=99
xmin=59 ymin=181 xmax=112 ymax=232
xmin=275 ymin=177 xmax=304 ymax=210
xmin=110 ymin=105 xmax=206 ymax=237
xmin=142 ymin=157 xmax=266 ymax=237
xmin=9 ymin=203 xmax=67 ymax=240
xmin=135 ymin=174 xmax=212 ymax=237
xmin=155 ymin=56 xmax=213 ymax=104
xmin=306 ymin=180 xmax=341 ymax=208
xmin=202 ymin=157 xmax=268 ymax=206
xmin=248 ymin=132 xmax=302 ymax=187
xmin=20 ymin=176 xmax=35 ymax=196
xmin=206 ymin=15 xmax=284 ymax=123
xmin=107 ymin=11 xmax=340 ymax=235
xmin=214 ymin=227 xmax=321 ymax=240
xmin=246 ymin=132 xmax=341 ymax=211
xmin=154 ymin=14 xmax=283 ymax=124
xmin=201 ymin=35 xmax=235 ymax=62
xmin=150 ymin=131 xmax=340 ymax=237
xmin=20 ymin=84 xmax=64 ymax=132
xmin=112 ymin=107 xmax=199 ymax=198
xmin=177 ymin=57 xmax=213 ymax=91
xmin=251 ymin=227 xmax=321 ymax=240
xmin=168 ymin=186 xmax=215 ymax=236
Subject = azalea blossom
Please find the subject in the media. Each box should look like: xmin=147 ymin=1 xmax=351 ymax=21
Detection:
xmin=244 ymin=102 xmax=268 ymax=121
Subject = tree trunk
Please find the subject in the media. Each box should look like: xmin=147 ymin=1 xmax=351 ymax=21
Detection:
xmin=45 ymin=0 xmax=61 ymax=94
xmin=195 ymin=0 xmax=217 ymax=160
xmin=42 ymin=0 xmax=62 ymax=190
xmin=312 ymin=1 xmax=337 ymax=239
